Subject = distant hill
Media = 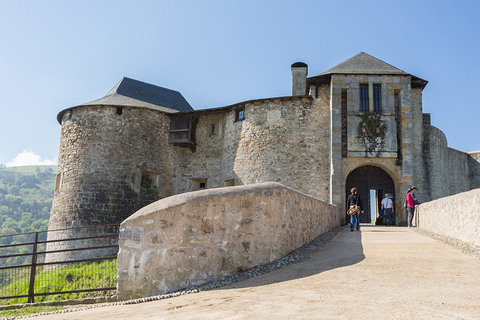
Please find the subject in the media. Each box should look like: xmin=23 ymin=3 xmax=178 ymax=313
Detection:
xmin=0 ymin=165 xmax=57 ymax=174
xmin=0 ymin=165 xmax=57 ymax=264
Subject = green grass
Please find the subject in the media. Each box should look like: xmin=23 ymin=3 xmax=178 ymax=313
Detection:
xmin=0 ymin=305 xmax=65 ymax=318
xmin=1 ymin=259 xmax=116 ymax=305
xmin=0 ymin=165 xmax=57 ymax=174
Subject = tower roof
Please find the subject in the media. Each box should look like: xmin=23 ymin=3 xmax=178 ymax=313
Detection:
xmin=308 ymin=52 xmax=428 ymax=88
xmin=57 ymin=77 xmax=193 ymax=123
xmin=82 ymin=77 xmax=193 ymax=112
xmin=317 ymin=52 xmax=408 ymax=75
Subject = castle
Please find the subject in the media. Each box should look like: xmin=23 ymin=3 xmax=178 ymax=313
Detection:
xmin=48 ymin=52 xmax=480 ymax=242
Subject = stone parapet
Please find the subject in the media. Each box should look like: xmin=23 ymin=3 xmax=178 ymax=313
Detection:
xmin=117 ymin=182 xmax=339 ymax=300
xmin=415 ymin=188 xmax=480 ymax=247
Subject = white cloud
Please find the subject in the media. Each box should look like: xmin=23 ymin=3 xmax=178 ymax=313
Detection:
xmin=6 ymin=149 xmax=57 ymax=167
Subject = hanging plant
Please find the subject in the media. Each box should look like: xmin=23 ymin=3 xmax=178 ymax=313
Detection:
xmin=355 ymin=111 xmax=386 ymax=154
xmin=356 ymin=111 xmax=384 ymax=134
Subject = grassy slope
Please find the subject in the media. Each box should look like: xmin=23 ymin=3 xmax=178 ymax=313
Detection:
xmin=1 ymin=260 xmax=117 ymax=305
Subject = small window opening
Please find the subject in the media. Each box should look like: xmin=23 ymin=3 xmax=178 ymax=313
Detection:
xmin=116 ymin=107 xmax=123 ymax=115
xmin=140 ymin=173 xmax=160 ymax=190
xmin=190 ymin=178 xmax=207 ymax=191
xmin=235 ymin=107 xmax=245 ymax=122
xmin=359 ymin=84 xmax=369 ymax=112
xmin=141 ymin=175 xmax=153 ymax=189
xmin=55 ymin=172 xmax=63 ymax=192
xmin=211 ymin=124 xmax=215 ymax=136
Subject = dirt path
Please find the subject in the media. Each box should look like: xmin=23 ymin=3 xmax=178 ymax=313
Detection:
xmin=34 ymin=225 xmax=480 ymax=319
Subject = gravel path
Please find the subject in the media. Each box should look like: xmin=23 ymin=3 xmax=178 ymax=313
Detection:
xmin=20 ymin=225 xmax=480 ymax=319
xmin=415 ymin=228 xmax=480 ymax=258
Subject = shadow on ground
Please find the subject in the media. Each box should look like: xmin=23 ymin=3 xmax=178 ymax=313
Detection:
xmin=212 ymin=226 xmax=366 ymax=290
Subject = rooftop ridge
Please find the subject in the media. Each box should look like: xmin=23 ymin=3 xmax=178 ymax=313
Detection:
xmin=314 ymin=52 xmax=409 ymax=77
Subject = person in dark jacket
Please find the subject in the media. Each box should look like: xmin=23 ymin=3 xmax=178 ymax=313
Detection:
xmin=346 ymin=187 xmax=364 ymax=231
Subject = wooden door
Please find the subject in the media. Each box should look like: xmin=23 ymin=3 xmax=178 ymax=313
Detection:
xmin=345 ymin=165 xmax=395 ymax=223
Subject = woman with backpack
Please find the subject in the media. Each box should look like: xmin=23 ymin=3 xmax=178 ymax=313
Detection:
xmin=346 ymin=187 xmax=364 ymax=231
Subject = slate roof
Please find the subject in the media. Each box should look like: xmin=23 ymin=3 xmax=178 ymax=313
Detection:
xmin=317 ymin=52 xmax=407 ymax=75
xmin=308 ymin=52 xmax=428 ymax=88
xmin=84 ymin=77 xmax=193 ymax=111
xmin=57 ymin=77 xmax=193 ymax=123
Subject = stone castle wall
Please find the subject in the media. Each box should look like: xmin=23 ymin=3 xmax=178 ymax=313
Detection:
xmin=47 ymin=96 xmax=335 ymax=259
xmin=171 ymin=96 xmax=332 ymax=202
xmin=468 ymin=151 xmax=480 ymax=189
xmin=117 ymin=182 xmax=340 ymax=300
xmin=410 ymin=88 xmax=426 ymax=191
xmin=421 ymin=125 xmax=473 ymax=201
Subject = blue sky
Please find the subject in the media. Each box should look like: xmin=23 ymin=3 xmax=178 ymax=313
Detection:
xmin=1 ymin=0 xmax=479 ymax=166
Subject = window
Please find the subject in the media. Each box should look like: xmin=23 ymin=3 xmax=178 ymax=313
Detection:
xmin=116 ymin=107 xmax=123 ymax=115
xmin=190 ymin=178 xmax=207 ymax=191
xmin=168 ymin=116 xmax=198 ymax=152
xmin=211 ymin=124 xmax=215 ymax=136
xmin=373 ymin=84 xmax=381 ymax=113
xmin=55 ymin=172 xmax=63 ymax=192
xmin=235 ymin=107 xmax=245 ymax=122
xmin=359 ymin=84 xmax=369 ymax=112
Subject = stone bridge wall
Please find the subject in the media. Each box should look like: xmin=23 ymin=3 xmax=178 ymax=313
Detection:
xmin=117 ymin=182 xmax=340 ymax=300
xmin=415 ymin=188 xmax=480 ymax=247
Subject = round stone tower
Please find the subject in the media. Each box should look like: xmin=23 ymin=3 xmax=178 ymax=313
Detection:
xmin=46 ymin=78 xmax=192 ymax=261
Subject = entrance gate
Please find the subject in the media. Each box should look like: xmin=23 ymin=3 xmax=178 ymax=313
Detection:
xmin=345 ymin=165 xmax=395 ymax=223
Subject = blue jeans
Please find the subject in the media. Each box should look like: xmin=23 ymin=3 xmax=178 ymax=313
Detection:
xmin=350 ymin=212 xmax=359 ymax=230
xmin=385 ymin=208 xmax=394 ymax=225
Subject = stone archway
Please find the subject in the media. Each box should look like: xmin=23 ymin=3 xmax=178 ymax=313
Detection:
xmin=345 ymin=165 xmax=395 ymax=223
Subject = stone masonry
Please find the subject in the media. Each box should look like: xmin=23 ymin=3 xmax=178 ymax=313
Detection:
xmin=117 ymin=182 xmax=340 ymax=300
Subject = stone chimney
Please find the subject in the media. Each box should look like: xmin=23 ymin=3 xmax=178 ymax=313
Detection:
xmin=291 ymin=62 xmax=308 ymax=96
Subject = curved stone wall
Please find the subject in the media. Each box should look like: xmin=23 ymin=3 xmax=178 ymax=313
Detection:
xmin=47 ymin=105 xmax=172 ymax=261
xmin=468 ymin=151 xmax=480 ymax=189
xmin=171 ymin=96 xmax=332 ymax=203
xmin=422 ymin=125 xmax=473 ymax=200
xmin=227 ymin=96 xmax=331 ymax=201
xmin=117 ymin=182 xmax=339 ymax=300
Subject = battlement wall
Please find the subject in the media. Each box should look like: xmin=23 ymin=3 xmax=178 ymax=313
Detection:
xmin=117 ymin=182 xmax=340 ymax=300
xmin=420 ymin=125 xmax=473 ymax=201
xmin=415 ymin=188 xmax=480 ymax=247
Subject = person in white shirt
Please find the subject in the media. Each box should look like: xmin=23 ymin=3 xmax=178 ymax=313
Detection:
xmin=380 ymin=193 xmax=395 ymax=225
